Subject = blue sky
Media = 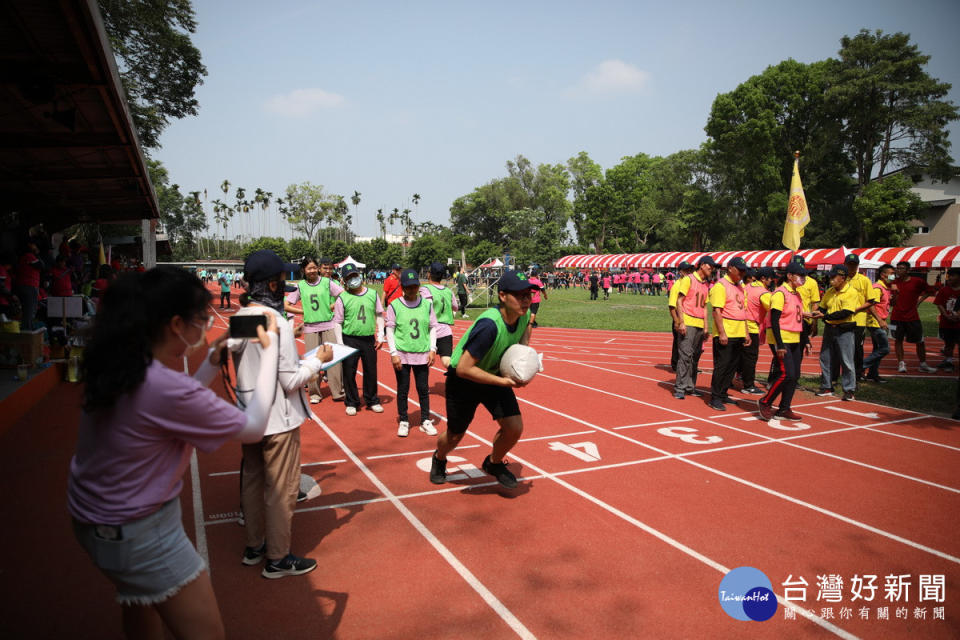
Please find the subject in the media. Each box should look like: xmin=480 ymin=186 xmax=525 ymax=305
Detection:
xmin=155 ymin=0 xmax=960 ymax=241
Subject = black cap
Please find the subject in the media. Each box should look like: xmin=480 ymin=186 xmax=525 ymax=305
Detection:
xmin=429 ymin=261 xmax=446 ymax=275
xmin=391 ymin=263 xmax=402 ymax=271
xmin=829 ymin=265 xmax=849 ymax=278
xmin=785 ymin=262 xmax=806 ymax=276
xmin=399 ymin=269 xmax=420 ymax=287
xmin=498 ymin=270 xmax=542 ymax=292
xmin=845 ymin=253 xmax=860 ymax=265
xmin=697 ymin=255 xmax=717 ymax=268
xmin=758 ymin=266 xmax=777 ymax=279
xmin=677 ymin=261 xmax=692 ymax=270
xmin=727 ymin=257 xmax=748 ymax=271
xmin=341 ymin=263 xmax=360 ymax=278
xmin=319 ymin=256 xmax=333 ymax=265
xmin=243 ymin=250 xmax=299 ymax=282
xmin=791 ymin=255 xmax=806 ymax=266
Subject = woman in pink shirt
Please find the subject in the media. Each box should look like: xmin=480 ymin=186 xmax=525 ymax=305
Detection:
xmin=68 ymin=267 xmax=284 ymax=639
xmin=602 ymin=272 xmax=612 ymax=300
xmin=528 ymin=269 xmax=547 ymax=327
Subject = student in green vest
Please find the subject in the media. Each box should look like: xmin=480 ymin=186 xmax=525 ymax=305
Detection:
xmin=333 ymin=264 xmax=385 ymax=416
xmin=285 ymin=256 xmax=344 ymax=403
xmin=430 ymin=270 xmax=537 ymax=489
xmin=386 ymin=269 xmax=439 ymax=438
xmin=420 ymin=261 xmax=459 ymax=367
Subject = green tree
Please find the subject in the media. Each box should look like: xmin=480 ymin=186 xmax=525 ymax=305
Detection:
xmin=146 ymin=159 xmax=207 ymax=258
xmin=567 ymin=151 xmax=604 ymax=244
xmin=282 ymin=182 xmax=338 ymax=247
xmin=407 ymin=234 xmax=450 ymax=270
xmin=852 ymin=174 xmax=923 ymax=246
xmin=466 ymin=240 xmax=503 ymax=268
xmin=244 ymin=237 xmax=289 ymax=261
xmin=98 ymin=0 xmax=207 ymax=149
xmin=287 ymin=238 xmax=315 ymax=262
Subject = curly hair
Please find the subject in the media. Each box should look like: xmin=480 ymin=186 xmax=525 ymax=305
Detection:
xmin=82 ymin=266 xmax=211 ymax=412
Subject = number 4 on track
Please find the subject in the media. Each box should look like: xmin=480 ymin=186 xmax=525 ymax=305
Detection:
xmin=547 ymin=441 xmax=601 ymax=462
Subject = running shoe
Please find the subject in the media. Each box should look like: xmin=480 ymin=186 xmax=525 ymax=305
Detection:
xmin=420 ymin=419 xmax=438 ymax=436
xmin=866 ymin=375 xmax=888 ymax=384
xmin=673 ymin=390 xmax=685 ymax=400
xmin=482 ymin=455 xmax=518 ymax=489
xmin=720 ymin=395 xmax=738 ymax=405
xmin=757 ymin=400 xmax=775 ymax=421
xmin=370 ymin=404 xmax=384 ymax=413
xmin=709 ymin=398 xmax=727 ymax=411
xmin=815 ymin=389 xmax=835 ymax=397
xmin=242 ymin=542 xmax=266 ymax=566
xmin=689 ymin=389 xmax=704 ymax=397
xmin=296 ymin=490 xmax=308 ymax=503
xmin=345 ymin=406 xmax=357 ymax=416
xmin=310 ymin=394 xmax=322 ymax=404
xmin=742 ymin=387 xmax=764 ymax=395
xmin=397 ymin=421 xmax=410 ymax=437
xmin=919 ymin=362 xmax=938 ymax=373
xmin=842 ymin=391 xmax=855 ymax=401
xmin=775 ymin=409 xmax=802 ymax=421
xmin=262 ymin=553 xmax=317 ymax=579
xmin=429 ymin=452 xmax=447 ymax=484
xmin=897 ymin=361 xmax=907 ymax=373
xmin=937 ymin=361 xmax=954 ymax=371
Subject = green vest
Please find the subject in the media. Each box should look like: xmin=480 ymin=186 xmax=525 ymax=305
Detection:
xmin=299 ymin=278 xmax=334 ymax=324
xmin=450 ymin=308 xmax=530 ymax=374
xmin=391 ymin=297 xmax=432 ymax=353
xmin=341 ymin=288 xmax=378 ymax=336
xmin=425 ymin=283 xmax=454 ymax=325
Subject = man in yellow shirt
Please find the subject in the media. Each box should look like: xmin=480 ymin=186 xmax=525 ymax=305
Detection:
xmin=844 ymin=253 xmax=876 ymax=383
xmin=708 ymin=257 xmax=750 ymax=411
xmin=668 ymin=261 xmax=693 ymax=372
xmin=673 ymin=256 xmax=716 ymax=399
xmin=817 ymin=266 xmax=860 ymax=400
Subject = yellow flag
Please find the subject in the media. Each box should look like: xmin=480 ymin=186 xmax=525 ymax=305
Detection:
xmin=782 ymin=156 xmax=810 ymax=252
xmin=98 ymin=241 xmax=106 ymax=266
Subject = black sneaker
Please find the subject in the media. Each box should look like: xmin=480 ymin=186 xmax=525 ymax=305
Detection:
xmin=429 ymin=452 xmax=447 ymax=485
xmin=242 ymin=542 xmax=266 ymax=566
xmin=742 ymin=386 xmax=763 ymax=395
xmin=482 ymin=455 xmax=518 ymax=489
xmin=262 ymin=553 xmax=317 ymax=579
xmin=866 ymin=375 xmax=888 ymax=384
xmin=709 ymin=398 xmax=727 ymax=411
xmin=720 ymin=395 xmax=738 ymax=405
xmin=296 ymin=490 xmax=308 ymax=503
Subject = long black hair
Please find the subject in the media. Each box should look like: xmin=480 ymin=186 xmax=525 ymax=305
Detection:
xmin=82 ymin=266 xmax=211 ymax=412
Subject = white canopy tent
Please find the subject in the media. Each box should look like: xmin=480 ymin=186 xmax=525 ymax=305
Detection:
xmin=336 ymin=255 xmax=366 ymax=269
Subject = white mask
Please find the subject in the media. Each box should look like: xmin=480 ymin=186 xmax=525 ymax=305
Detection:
xmin=347 ymin=275 xmax=362 ymax=289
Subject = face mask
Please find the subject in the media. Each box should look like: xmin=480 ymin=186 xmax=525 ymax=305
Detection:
xmin=347 ymin=276 xmax=362 ymax=289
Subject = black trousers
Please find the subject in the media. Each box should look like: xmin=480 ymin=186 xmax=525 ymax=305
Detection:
xmin=738 ymin=332 xmax=760 ymax=387
xmin=394 ymin=363 xmax=430 ymax=422
xmin=342 ymin=334 xmax=381 ymax=408
xmin=220 ymin=291 xmax=230 ymax=307
xmin=671 ymin=325 xmax=681 ymax=371
xmin=590 ymin=286 xmax=598 ymax=300
xmin=761 ymin=342 xmax=803 ymax=410
xmin=457 ymin=292 xmax=469 ymax=315
xmin=711 ymin=336 xmax=744 ymax=399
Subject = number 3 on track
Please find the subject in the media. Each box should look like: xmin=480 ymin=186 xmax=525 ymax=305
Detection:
xmin=656 ymin=426 xmax=723 ymax=445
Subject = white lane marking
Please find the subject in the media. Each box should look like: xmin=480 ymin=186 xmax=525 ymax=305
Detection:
xmin=189 ymin=451 xmax=209 ymax=568
xmin=367 ymin=445 xmax=481 ymax=460
xmin=519 ymin=430 xmax=596 ymax=442
xmin=604 ymin=338 xmax=616 ymax=344
xmin=864 ymin=427 xmax=960 ymax=453
xmin=309 ymin=407 xmax=537 ymax=640
xmin=613 ymin=419 xmax=691 ymax=431
xmin=826 ymin=406 xmax=881 ymax=419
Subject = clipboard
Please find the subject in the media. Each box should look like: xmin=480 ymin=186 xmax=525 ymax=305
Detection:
xmin=301 ymin=342 xmax=358 ymax=370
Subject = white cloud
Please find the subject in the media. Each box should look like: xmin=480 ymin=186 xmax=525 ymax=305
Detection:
xmin=568 ymin=59 xmax=651 ymax=96
xmin=264 ymin=88 xmax=345 ymax=116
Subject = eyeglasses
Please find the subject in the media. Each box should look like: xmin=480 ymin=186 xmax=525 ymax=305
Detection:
xmin=191 ymin=316 xmax=215 ymax=331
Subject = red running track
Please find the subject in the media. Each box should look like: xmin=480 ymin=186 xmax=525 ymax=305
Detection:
xmin=4 ymin=289 xmax=958 ymax=639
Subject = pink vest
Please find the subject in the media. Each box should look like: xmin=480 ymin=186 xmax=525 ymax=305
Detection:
xmin=680 ymin=275 xmax=709 ymax=319
xmin=744 ymin=283 xmax=765 ymax=326
xmin=719 ymin=277 xmax=746 ymax=321
xmin=873 ymin=282 xmax=891 ymax=320
xmin=775 ymin=284 xmax=803 ymax=333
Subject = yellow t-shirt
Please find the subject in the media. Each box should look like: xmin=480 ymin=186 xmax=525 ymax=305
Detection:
xmin=668 ymin=276 xmax=683 ymax=309
xmin=821 ymin=282 xmax=859 ymax=325
xmin=764 ymin=289 xmax=802 ymax=344
xmin=676 ymin=274 xmax=707 ymax=329
xmin=865 ymin=281 xmax=887 ymax=329
xmin=708 ymin=276 xmax=747 ymax=339
xmin=796 ymin=275 xmax=821 ymax=311
xmin=848 ymin=272 xmax=873 ymax=327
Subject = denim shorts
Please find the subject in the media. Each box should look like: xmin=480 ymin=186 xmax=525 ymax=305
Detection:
xmin=72 ymin=498 xmax=205 ymax=606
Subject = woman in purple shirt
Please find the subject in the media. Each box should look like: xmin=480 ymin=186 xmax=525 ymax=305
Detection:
xmin=68 ymin=266 xmax=280 ymax=639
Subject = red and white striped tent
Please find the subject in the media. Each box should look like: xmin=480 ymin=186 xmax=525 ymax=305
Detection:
xmin=554 ymin=246 xmax=960 ymax=270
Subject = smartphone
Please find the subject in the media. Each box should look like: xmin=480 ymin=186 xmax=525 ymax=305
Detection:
xmin=229 ymin=315 xmax=267 ymax=338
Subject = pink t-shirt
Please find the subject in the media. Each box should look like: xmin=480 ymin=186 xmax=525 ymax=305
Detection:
xmin=602 ymin=276 xmax=611 ymax=289
xmin=68 ymin=360 xmax=247 ymax=524
xmin=286 ymin=278 xmax=345 ymax=332
xmin=528 ymin=277 xmax=544 ymax=303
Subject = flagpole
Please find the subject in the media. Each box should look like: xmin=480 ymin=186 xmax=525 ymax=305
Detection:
xmin=792 ymin=150 xmax=799 ymax=261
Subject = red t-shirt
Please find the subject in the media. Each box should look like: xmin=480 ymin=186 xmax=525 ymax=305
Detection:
xmin=890 ymin=276 xmax=932 ymax=323
xmin=382 ymin=274 xmax=402 ymax=306
xmin=933 ymin=285 xmax=960 ymax=329
xmin=15 ymin=253 xmax=42 ymax=288
xmin=49 ymin=266 xmax=73 ymax=296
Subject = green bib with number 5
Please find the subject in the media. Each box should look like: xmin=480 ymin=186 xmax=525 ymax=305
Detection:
xmin=299 ymin=278 xmax=333 ymax=324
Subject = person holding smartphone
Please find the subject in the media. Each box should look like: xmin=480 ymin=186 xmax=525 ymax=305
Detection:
xmin=68 ymin=266 xmax=281 ymax=639
xmin=231 ymin=250 xmax=333 ymax=579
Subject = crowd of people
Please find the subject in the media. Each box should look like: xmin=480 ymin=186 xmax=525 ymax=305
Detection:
xmin=66 ymin=250 xmax=542 ymax=639
xmin=666 ymin=253 xmax=960 ymax=420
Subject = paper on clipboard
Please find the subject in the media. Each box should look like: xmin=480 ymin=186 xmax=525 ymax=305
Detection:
xmin=301 ymin=342 xmax=358 ymax=370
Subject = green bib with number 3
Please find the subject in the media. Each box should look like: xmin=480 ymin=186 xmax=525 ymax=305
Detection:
xmin=341 ymin=288 xmax=378 ymax=336
xmin=299 ymin=278 xmax=333 ymax=324
xmin=390 ymin=297 xmax=432 ymax=353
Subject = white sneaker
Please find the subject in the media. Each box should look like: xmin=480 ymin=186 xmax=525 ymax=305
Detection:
xmin=897 ymin=361 xmax=907 ymax=373
xmin=345 ymin=406 xmax=357 ymax=416
xmin=419 ymin=419 xmax=437 ymax=436
xmin=370 ymin=404 xmax=384 ymax=413
xmin=919 ymin=362 xmax=937 ymax=373
xmin=397 ymin=421 xmax=410 ymax=437
xmin=310 ymin=394 xmax=322 ymax=404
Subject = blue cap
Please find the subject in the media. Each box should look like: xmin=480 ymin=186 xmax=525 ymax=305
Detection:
xmin=243 ymin=250 xmax=299 ymax=282
xmin=400 ymin=269 xmax=420 ymax=287
xmin=727 ymin=257 xmax=748 ymax=271
xmin=697 ymin=255 xmax=717 ymax=268
xmin=498 ymin=270 xmax=542 ymax=292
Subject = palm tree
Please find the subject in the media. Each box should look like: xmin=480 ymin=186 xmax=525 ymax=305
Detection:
xmin=376 ymin=208 xmax=386 ymax=240
xmin=350 ymin=190 xmax=361 ymax=236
